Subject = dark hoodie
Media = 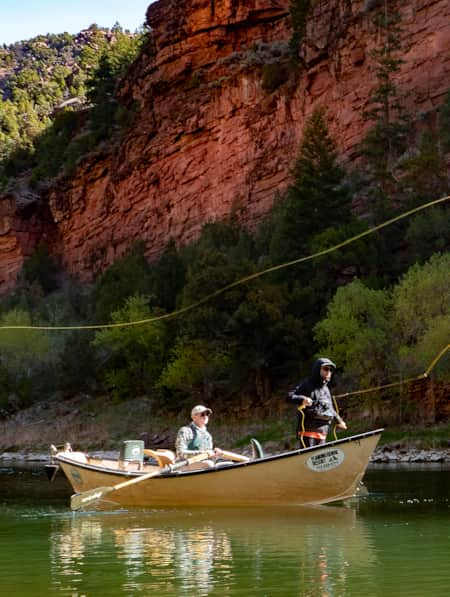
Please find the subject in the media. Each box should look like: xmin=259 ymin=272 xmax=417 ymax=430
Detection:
xmin=288 ymin=357 xmax=344 ymax=433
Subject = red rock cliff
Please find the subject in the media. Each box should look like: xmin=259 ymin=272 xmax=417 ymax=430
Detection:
xmin=1 ymin=0 xmax=449 ymax=291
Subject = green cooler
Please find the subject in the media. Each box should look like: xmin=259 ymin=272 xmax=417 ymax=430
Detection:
xmin=119 ymin=440 xmax=144 ymax=463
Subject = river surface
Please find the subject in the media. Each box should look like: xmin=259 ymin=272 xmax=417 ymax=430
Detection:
xmin=0 ymin=463 xmax=449 ymax=596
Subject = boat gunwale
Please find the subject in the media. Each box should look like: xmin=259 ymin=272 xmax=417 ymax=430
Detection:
xmin=55 ymin=429 xmax=383 ymax=480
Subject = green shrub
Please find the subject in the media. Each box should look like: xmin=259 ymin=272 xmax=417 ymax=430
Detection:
xmin=261 ymin=61 xmax=290 ymax=92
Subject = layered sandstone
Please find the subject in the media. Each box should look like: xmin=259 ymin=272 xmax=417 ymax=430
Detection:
xmin=0 ymin=187 xmax=54 ymax=293
xmin=1 ymin=0 xmax=449 ymax=291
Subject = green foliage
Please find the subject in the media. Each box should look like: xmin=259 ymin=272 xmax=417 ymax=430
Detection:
xmin=361 ymin=4 xmax=409 ymax=187
xmin=179 ymin=248 xmax=248 ymax=341
xmin=163 ymin=220 xmax=305 ymax=400
xmin=363 ymin=8 xmax=405 ymax=122
xmin=309 ymin=219 xmax=378 ymax=277
xmin=30 ymin=110 xmax=83 ymax=182
xmin=57 ymin=330 xmax=96 ymax=392
xmin=439 ymin=89 xmax=450 ymax=151
xmin=227 ymin=281 xmax=304 ymax=397
xmin=261 ymin=61 xmax=290 ymax=92
xmin=149 ymin=240 xmax=186 ymax=313
xmin=0 ymin=27 xmax=145 ymax=186
xmin=91 ymin=243 xmax=152 ymax=323
xmin=85 ymin=31 xmax=143 ymax=142
xmin=158 ymin=337 xmax=232 ymax=398
xmin=289 ymin=0 xmax=315 ymax=60
xmin=393 ymin=253 xmax=450 ymax=348
xmin=315 ymin=253 xmax=450 ymax=395
xmin=411 ymin=317 xmax=450 ymax=380
xmin=1 ymin=40 xmax=448 ymax=421
xmin=0 ymin=308 xmax=56 ymax=407
xmin=314 ymin=279 xmax=392 ymax=388
xmin=398 ymin=131 xmax=448 ymax=207
xmin=388 ymin=252 xmax=450 ymax=388
xmin=404 ymin=206 xmax=450 ymax=265
xmin=267 ymin=108 xmax=385 ymax=366
xmin=22 ymin=243 xmax=60 ymax=293
xmin=92 ymin=295 xmax=168 ymax=400
xmin=0 ymin=309 xmax=50 ymax=365
xmin=270 ymin=106 xmax=352 ymax=266
xmin=0 ymin=279 xmax=94 ymax=401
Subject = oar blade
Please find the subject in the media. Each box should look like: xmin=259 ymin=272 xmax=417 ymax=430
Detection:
xmin=71 ymin=486 xmax=112 ymax=511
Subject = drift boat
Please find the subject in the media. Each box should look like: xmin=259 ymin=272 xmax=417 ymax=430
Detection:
xmin=50 ymin=429 xmax=382 ymax=510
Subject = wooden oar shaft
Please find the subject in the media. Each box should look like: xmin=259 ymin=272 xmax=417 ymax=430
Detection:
xmin=70 ymin=452 xmax=209 ymax=511
xmin=113 ymin=451 xmax=209 ymax=491
xmin=220 ymin=449 xmax=249 ymax=463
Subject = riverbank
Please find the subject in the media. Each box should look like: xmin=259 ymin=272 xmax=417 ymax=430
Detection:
xmin=2 ymin=443 xmax=450 ymax=465
xmin=1 ymin=394 xmax=449 ymax=463
xmin=1 ymin=447 xmax=450 ymax=463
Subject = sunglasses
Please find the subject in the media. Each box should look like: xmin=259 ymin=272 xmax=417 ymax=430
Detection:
xmin=199 ymin=411 xmax=210 ymax=417
xmin=321 ymin=366 xmax=334 ymax=372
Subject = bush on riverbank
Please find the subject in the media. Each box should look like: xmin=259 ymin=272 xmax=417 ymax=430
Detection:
xmin=1 ymin=392 xmax=450 ymax=459
xmin=1 ymin=102 xmax=449 ymax=429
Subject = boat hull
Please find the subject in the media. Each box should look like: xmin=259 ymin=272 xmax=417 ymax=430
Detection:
xmin=56 ymin=430 xmax=382 ymax=508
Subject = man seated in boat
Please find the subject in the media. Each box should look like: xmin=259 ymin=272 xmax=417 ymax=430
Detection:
xmin=175 ymin=405 xmax=225 ymax=469
xmin=288 ymin=357 xmax=347 ymax=448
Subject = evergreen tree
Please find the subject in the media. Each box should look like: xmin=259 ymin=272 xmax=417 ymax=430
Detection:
xmin=92 ymin=295 xmax=168 ymax=400
xmin=438 ymin=89 xmax=450 ymax=152
xmin=289 ymin=0 xmax=314 ymax=61
xmin=398 ymin=131 xmax=448 ymax=208
xmin=270 ymin=105 xmax=352 ymax=266
xmin=361 ymin=2 xmax=409 ymax=195
xmin=91 ymin=243 xmax=152 ymax=323
xmin=149 ymin=239 xmax=186 ymax=313
xmin=0 ymin=28 xmax=144 ymax=186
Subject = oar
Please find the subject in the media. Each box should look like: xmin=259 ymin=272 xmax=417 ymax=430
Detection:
xmin=219 ymin=449 xmax=250 ymax=463
xmin=70 ymin=452 xmax=210 ymax=511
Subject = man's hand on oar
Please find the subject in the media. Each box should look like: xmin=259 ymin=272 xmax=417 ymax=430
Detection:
xmin=70 ymin=452 xmax=210 ymax=511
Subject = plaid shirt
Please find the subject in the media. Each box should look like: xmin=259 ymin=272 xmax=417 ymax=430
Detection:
xmin=175 ymin=423 xmax=213 ymax=459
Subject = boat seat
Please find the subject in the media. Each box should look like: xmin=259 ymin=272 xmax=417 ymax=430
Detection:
xmin=144 ymin=449 xmax=176 ymax=468
xmin=71 ymin=451 xmax=88 ymax=463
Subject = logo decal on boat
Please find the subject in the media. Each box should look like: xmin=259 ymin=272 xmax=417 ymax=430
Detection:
xmin=70 ymin=468 xmax=83 ymax=484
xmin=307 ymin=448 xmax=345 ymax=472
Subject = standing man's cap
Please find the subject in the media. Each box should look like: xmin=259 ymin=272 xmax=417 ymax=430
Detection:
xmin=191 ymin=405 xmax=212 ymax=416
xmin=319 ymin=357 xmax=336 ymax=370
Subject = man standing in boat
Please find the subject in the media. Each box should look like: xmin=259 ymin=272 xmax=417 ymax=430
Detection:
xmin=175 ymin=405 xmax=224 ymax=467
xmin=288 ymin=358 xmax=347 ymax=448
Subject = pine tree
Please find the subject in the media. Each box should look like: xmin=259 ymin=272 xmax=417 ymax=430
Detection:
xmin=289 ymin=0 xmax=314 ymax=61
xmin=270 ymin=106 xmax=351 ymax=265
xmin=362 ymin=2 xmax=409 ymax=186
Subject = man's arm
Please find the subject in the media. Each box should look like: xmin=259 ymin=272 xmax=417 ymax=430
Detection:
xmin=288 ymin=380 xmax=313 ymax=407
xmin=175 ymin=426 xmax=196 ymax=459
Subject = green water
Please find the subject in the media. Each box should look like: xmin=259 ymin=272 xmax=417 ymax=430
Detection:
xmin=1 ymin=464 xmax=449 ymax=596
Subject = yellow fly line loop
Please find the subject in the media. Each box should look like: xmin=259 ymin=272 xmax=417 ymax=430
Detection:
xmin=0 ymin=194 xmax=449 ymax=332
xmin=334 ymin=344 xmax=450 ymax=401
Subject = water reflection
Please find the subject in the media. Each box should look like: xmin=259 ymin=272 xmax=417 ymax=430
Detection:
xmin=49 ymin=506 xmax=375 ymax=596
xmin=113 ymin=524 xmax=233 ymax=594
xmin=3 ymin=464 xmax=450 ymax=595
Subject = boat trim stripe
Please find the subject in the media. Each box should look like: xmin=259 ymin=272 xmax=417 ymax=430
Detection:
xmin=56 ymin=429 xmax=384 ymax=479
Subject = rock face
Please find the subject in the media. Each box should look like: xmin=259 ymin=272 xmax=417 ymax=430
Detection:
xmin=0 ymin=188 xmax=54 ymax=293
xmin=1 ymin=0 xmax=449 ymax=290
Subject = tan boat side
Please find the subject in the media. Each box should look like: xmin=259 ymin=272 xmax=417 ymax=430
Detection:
xmin=57 ymin=431 xmax=382 ymax=508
